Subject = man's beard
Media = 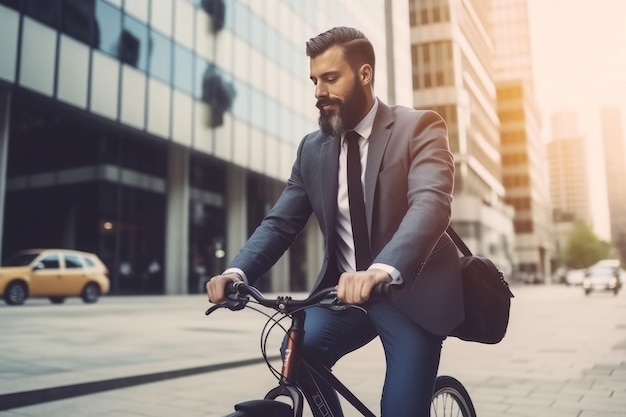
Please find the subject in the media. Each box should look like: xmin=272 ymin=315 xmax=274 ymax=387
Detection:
xmin=317 ymin=80 xmax=367 ymax=137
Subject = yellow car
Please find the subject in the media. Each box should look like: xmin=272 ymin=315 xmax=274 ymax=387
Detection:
xmin=0 ymin=249 xmax=110 ymax=305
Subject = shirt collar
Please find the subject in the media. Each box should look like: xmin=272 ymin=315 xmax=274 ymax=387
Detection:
xmin=342 ymin=97 xmax=379 ymax=143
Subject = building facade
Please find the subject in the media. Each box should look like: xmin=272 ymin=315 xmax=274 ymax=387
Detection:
xmin=547 ymin=112 xmax=591 ymax=261
xmin=0 ymin=0 xmax=411 ymax=295
xmin=601 ymin=107 xmax=626 ymax=262
xmin=491 ymin=0 xmax=554 ymax=282
xmin=408 ymin=0 xmax=515 ymax=276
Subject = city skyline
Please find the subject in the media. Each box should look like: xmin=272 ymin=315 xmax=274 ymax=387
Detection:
xmin=527 ymin=0 xmax=626 ymax=240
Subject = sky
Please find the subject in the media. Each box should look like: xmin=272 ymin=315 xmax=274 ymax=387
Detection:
xmin=526 ymin=0 xmax=626 ymax=240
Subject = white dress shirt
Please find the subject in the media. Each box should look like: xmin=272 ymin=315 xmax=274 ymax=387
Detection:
xmin=335 ymin=99 xmax=402 ymax=284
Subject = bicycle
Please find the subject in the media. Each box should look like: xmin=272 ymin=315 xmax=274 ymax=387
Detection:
xmin=206 ymin=281 xmax=476 ymax=417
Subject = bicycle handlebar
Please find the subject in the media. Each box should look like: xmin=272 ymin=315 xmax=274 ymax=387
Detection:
xmin=205 ymin=281 xmax=391 ymax=316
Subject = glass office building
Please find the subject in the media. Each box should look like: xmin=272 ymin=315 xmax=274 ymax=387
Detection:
xmin=0 ymin=0 xmax=411 ymax=295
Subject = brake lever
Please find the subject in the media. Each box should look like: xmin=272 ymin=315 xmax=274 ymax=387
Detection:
xmin=205 ymin=304 xmax=222 ymax=315
xmin=318 ymin=295 xmax=368 ymax=314
xmin=205 ymin=293 xmax=249 ymax=316
xmin=319 ymin=295 xmax=347 ymax=311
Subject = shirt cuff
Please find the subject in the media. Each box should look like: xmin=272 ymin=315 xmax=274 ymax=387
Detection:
xmin=369 ymin=263 xmax=403 ymax=285
xmin=222 ymin=267 xmax=248 ymax=284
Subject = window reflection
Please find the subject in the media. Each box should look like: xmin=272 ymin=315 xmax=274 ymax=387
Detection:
xmin=201 ymin=64 xmax=235 ymax=127
xmin=62 ymin=0 xmax=99 ymax=47
xmin=95 ymin=0 xmax=122 ymax=56
xmin=200 ymin=0 xmax=225 ymax=33
xmin=24 ymin=0 xmax=61 ymax=28
xmin=0 ymin=0 xmax=20 ymax=11
xmin=149 ymin=30 xmax=172 ymax=83
xmin=121 ymin=14 xmax=148 ymax=70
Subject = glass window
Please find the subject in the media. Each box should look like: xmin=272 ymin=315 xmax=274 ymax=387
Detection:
xmin=121 ymin=14 xmax=149 ymax=71
xmin=174 ymin=0 xmax=194 ymax=49
xmin=194 ymin=56 xmax=208 ymax=100
xmin=230 ymin=77 xmax=249 ymax=121
xmin=24 ymin=0 xmax=61 ymax=28
xmin=61 ymin=0 xmax=98 ymax=47
xmin=95 ymin=0 xmax=122 ymax=57
xmin=39 ymin=255 xmax=60 ymax=269
xmin=174 ymin=44 xmax=194 ymax=94
xmin=265 ymin=97 xmax=279 ymax=138
xmin=83 ymin=257 xmax=96 ymax=267
xmin=265 ymin=26 xmax=280 ymax=64
xmin=57 ymin=34 xmax=90 ymax=108
xmin=249 ymin=87 xmax=264 ymax=130
xmin=124 ymin=0 xmax=148 ymax=23
xmin=20 ymin=18 xmax=56 ymax=96
xmin=280 ymin=107 xmax=293 ymax=142
xmin=65 ymin=255 xmax=83 ymax=268
xmin=249 ymin=9 xmax=263 ymax=50
xmin=150 ymin=0 xmax=173 ymax=36
xmin=233 ymin=0 xmax=250 ymax=43
xmin=149 ymin=29 xmax=172 ymax=83
xmin=0 ymin=0 xmax=20 ymax=10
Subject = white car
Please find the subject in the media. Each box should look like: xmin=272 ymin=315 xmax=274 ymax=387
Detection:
xmin=582 ymin=260 xmax=622 ymax=296
xmin=565 ymin=268 xmax=585 ymax=286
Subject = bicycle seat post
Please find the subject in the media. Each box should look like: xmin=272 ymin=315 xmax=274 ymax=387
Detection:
xmin=280 ymin=309 xmax=306 ymax=385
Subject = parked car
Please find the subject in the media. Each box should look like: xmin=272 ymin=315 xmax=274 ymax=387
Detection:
xmin=582 ymin=259 xmax=622 ymax=296
xmin=565 ymin=268 xmax=585 ymax=286
xmin=0 ymin=249 xmax=110 ymax=305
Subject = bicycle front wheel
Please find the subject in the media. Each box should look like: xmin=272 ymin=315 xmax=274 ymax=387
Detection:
xmin=430 ymin=375 xmax=476 ymax=417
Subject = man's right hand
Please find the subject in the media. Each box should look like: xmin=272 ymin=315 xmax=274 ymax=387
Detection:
xmin=206 ymin=273 xmax=243 ymax=304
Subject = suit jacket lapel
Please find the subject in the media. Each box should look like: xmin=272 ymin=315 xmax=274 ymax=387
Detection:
xmin=320 ymin=136 xmax=340 ymax=246
xmin=364 ymin=102 xmax=393 ymax=231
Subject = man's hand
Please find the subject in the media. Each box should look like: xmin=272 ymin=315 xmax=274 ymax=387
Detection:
xmin=206 ymin=273 xmax=243 ymax=304
xmin=337 ymin=269 xmax=392 ymax=304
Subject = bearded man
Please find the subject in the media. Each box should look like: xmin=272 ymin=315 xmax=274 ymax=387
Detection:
xmin=207 ymin=27 xmax=464 ymax=417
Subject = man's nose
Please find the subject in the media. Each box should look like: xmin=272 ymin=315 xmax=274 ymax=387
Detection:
xmin=315 ymin=83 xmax=328 ymax=100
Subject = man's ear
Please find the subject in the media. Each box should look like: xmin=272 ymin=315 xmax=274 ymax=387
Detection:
xmin=359 ymin=64 xmax=373 ymax=86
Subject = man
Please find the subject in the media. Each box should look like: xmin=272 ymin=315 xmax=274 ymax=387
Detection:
xmin=207 ymin=27 xmax=464 ymax=416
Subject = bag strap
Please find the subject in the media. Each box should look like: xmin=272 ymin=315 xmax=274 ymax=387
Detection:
xmin=446 ymin=225 xmax=472 ymax=257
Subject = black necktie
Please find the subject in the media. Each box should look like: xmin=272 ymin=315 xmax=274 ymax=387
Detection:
xmin=346 ymin=131 xmax=372 ymax=271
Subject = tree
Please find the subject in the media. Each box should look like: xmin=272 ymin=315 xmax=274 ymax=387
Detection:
xmin=563 ymin=221 xmax=612 ymax=269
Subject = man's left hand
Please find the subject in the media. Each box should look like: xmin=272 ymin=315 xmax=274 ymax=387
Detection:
xmin=337 ymin=269 xmax=392 ymax=304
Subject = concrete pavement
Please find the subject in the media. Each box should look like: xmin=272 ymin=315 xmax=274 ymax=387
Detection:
xmin=1 ymin=284 xmax=625 ymax=416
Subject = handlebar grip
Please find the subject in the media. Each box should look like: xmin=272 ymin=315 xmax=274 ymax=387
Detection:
xmin=371 ymin=282 xmax=391 ymax=298
xmin=225 ymin=280 xmax=237 ymax=295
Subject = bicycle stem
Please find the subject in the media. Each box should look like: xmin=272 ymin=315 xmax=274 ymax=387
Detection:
xmin=280 ymin=309 xmax=306 ymax=384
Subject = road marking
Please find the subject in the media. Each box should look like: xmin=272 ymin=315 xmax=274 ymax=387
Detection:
xmin=0 ymin=355 xmax=280 ymax=411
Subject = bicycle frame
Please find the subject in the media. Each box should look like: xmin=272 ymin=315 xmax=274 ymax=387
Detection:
xmin=211 ymin=282 xmax=476 ymax=417
xmin=259 ymin=308 xmax=377 ymax=417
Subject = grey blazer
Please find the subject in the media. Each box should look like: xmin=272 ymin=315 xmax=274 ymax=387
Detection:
xmin=229 ymin=101 xmax=464 ymax=336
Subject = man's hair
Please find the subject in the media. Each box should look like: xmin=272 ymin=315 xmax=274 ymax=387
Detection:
xmin=306 ymin=27 xmax=375 ymax=75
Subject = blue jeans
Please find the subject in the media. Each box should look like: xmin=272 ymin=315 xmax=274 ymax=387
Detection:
xmin=284 ymin=301 xmax=444 ymax=417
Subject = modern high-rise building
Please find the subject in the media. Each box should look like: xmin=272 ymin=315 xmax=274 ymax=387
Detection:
xmin=0 ymin=0 xmax=412 ymax=295
xmin=408 ymin=0 xmax=515 ymax=275
xmin=601 ymin=107 xmax=626 ymax=261
xmin=547 ymin=112 xmax=591 ymax=258
xmin=490 ymin=0 xmax=554 ymax=281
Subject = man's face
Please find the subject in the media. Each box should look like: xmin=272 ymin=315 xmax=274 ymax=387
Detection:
xmin=310 ymin=45 xmax=367 ymax=136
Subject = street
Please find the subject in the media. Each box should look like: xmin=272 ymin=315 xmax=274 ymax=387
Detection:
xmin=1 ymin=284 xmax=625 ymax=416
